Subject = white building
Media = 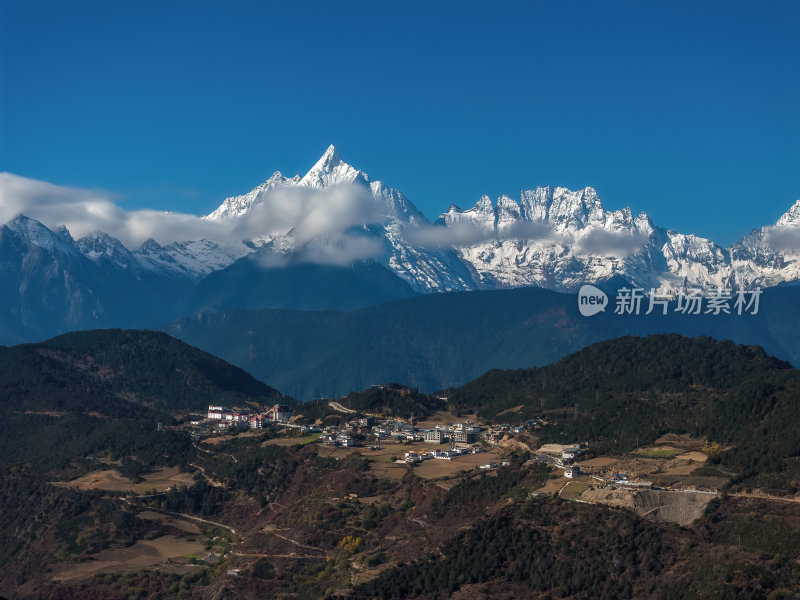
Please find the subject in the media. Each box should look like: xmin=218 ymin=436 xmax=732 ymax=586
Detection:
xmin=337 ymin=435 xmax=356 ymax=447
xmin=207 ymin=405 xmax=225 ymax=420
xmin=404 ymin=451 xmax=421 ymax=464
xmin=434 ymin=450 xmax=458 ymax=460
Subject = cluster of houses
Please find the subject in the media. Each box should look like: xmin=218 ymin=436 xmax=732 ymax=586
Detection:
xmin=206 ymin=404 xmax=293 ymax=430
xmin=321 ymin=432 xmax=358 ymax=447
xmin=202 ymin=401 xmax=549 ymax=450
xmin=199 ymin=403 xmax=661 ymax=492
xmin=481 ymin=419 xmax=540 ymax=443
xmin=318 ymin=417 xmax=488 ymax=449
xmin=319 ymin=416 xmax=379 ymax=447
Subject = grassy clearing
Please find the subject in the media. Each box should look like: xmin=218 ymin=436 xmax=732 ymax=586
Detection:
xmin=560 ymin=481 xmax=592 ymax=499
xmin=636 ymin=448 xmax=682 ymax=458
xmin=262 ymin=433 xmax=321 ymax=447
xmin=56 ymin=466 xmax=194 ymax=493
xmin=50 ymin=535 xmax=205 ymax=580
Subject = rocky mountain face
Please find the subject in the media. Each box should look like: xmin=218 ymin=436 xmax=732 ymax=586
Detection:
xmin=0 ymin=216 xmax=192 ymax=343
xmin=729 ymin=200 xmax=800 ymax=289
xmin=1 ymin=146 xmax=798 ymax=342
xmin=437 ymin=188 xmax=800 ymax=294
xmin=204 ymin=145 xmax=800 ymax=294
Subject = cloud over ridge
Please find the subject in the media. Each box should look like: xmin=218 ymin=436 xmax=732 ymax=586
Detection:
xmin=0 ymin=173 xmax=389 ymax=265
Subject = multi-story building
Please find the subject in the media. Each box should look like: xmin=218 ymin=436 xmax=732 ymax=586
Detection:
xmin=424 ymin=429 xmax=447 ymax=444
xmin=207 ymin=405 xmax=226 ymax=419
xmin=452 ymin=430 xmax=477 ymax=444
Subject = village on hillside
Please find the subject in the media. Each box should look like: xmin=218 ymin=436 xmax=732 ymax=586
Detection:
xmin=187 ymin=398 xmax=725 ymax=528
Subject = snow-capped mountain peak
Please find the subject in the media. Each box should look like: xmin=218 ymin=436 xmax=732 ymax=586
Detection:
xmin=55 ymin=224 xmax=74 ymax=242
xmin=440 ymin=196 xmax=497 ymax=229
xmin=299 ymin=144 xmax=369 ymax=189
xmin=205 ymin=145 xmax=372 ymax=222
xmin=205 ymin=146 xmax=428 ymax=228
xmin=313 ymin=144 xmax=341 ymax=170
xmin=776 ymin=199 xmax=800 ymax=227
xmin=205 ymin=170 xmax=301 ymax=221
xmin=2 ymin=214 xmax=75 ymax=254
xmin=496 ymin=195 xmax=522 ymax=229
xmin=76 ymin=230 xmax=141 ymax=271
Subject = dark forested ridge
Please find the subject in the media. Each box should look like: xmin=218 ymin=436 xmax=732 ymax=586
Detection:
xmin=0 ymin=328 xmax=289 ymax=415
xmin=188 ymin=256 xmax=418 ymax=313
xmin=350 ymin=496 xmax=800 ymax=600
xmin=0 ymin=329 xmax=289 ymax=476
xmin=352 ymin=501 xmax=673 ymax=600
xmin=446 ymin=334 xmax=800 ymax=489
xmin=325 ymin=383 xmax=446 ymax=419
xmin=447 ymin=334 xmax=792 ymax=418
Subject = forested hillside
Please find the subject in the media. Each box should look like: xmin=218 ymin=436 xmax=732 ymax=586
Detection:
xmin=0 ymin=328 xmax=288 ymax=415
xmin=0 ymin=329 xmax=290 ymax=476
xmin=446 ymin=334 xmax=800 ymax=490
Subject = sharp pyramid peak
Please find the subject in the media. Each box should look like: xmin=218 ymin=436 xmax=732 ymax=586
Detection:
xmin=312 ymin=144 xmax=344 ymax=171
xmin=322 ymin=143 xmax=341 ymax=161
xmin=300 ymin=144 xmax=369 ymax=189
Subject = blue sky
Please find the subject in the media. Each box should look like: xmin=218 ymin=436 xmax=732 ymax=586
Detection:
xmin=1 ymin=1 xmax=798 ymax=246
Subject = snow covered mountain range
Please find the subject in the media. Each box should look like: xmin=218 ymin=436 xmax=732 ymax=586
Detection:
xmin=203 ymin=144 xmax=800 ymax=293
xmin=2 ymin=145 xmax=799 ymax=342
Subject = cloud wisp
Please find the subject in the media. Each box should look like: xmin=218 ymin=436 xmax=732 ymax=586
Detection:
xmin=231 ymin=184 xmax=383 ymax=246
xmin=765 ymin=226 xmax=800 ymax=253
xmin=403 ymin=220 xmax=567 ymax=248
xmin=8 ymin=172 xmax=765 ymax=266
xmin=254 ymin=233 xmax=386 ymax=268
xmin=574 ymin=229 xmax=647 ymax=257
xmin=0 ymin=174 xmax=389 ymax=265
xmin=0 ymin=173 xmax=229 ymax=248
xmin=403 ymin=219 xmax=645 ymax=258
